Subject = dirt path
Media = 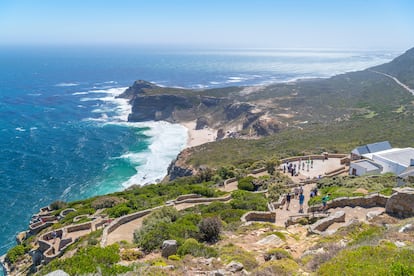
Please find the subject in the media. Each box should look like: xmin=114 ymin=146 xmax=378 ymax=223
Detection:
xmin=369 ymin=69 xmax=414 ymax=95
xmin=106 ymin=216 xmax=146 ymax=245
xmin=106 ymin=199 xmax=231 ymax=245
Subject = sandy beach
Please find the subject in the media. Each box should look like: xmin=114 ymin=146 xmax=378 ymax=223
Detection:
xmin=181 ymin=121 xmax=217 ymax=148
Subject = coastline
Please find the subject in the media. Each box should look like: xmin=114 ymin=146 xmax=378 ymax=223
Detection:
xmin=181 ymin=121 xmax=217 ymax=148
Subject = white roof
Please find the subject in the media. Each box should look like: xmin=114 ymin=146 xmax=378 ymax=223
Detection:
xmin=363 ymin=147 xmax=414 ymax=167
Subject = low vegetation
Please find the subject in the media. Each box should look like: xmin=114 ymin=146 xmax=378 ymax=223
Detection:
xmin=318 ymin=244 xmax=414 ymax=275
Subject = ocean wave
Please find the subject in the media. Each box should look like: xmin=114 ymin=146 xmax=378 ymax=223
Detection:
xmin=116 ymin=121 xmax=187 ymax=187
xmin=75 ymin=86 xmax=188 ymax=188
xmin=72 ymin=92 xmax=89 ymax=95
xmin=55 ymin=82 xmax=79 ymax=87
xmin=15 ymin=127 xmax=26 ymax=132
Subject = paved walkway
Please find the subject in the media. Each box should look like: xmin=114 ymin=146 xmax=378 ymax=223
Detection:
xmin=106 ymin=199 xmax=232 ymax=245
xmin=281 ymin=158 xmax=345 ymax=182
xmin=274 ymin=183 xmax=316 ymax=227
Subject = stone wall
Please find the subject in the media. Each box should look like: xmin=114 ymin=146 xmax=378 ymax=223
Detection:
xmin=175 ymin=194 xmax=201 ymax=201
xmin=385 ymin=187 xmax=414 ymax=218
xmin=174 ymin=194 xmax=232 ymax=204
xmin=100 ymin=206 xmax=164 ymax=247
xmin=241 ymin=211 xmax=276 ymax=223
xmin=309 ymin=211 xmax=345 ymax=234
xmin=307 ymin=193 xmax=389 ymax=213
xmin=251 ymin=167 xmax=267 ymax=174
xmin=66 ymin=222 xmax=92 ymax=233
xmin=60 ymin=208 xmax=76 ymax=217
xmin=325 ymin=166 xmax=346 ymax=176
xmin=224 ymin=177 xmax=237 ymax=185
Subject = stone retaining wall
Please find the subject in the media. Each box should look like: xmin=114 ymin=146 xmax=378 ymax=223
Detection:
xmin=100 ymin=206 xmax=164 ymax=247
xmin=175 ymin=194 xmax=201 ymax=201
xmin=241 ymin=211 xmax=276 ymax=223
xmin=66 ymin=222 xmax=92 ymax=233
xmin=251 ymin=167 xmax=267 ymax=174
xmin=224 ymin=177 xmax=237 ymax=185
xmin=307 ymin=193 xmax=389 ymax=213
xmin=325 ymin=166 xmax=346 ymax=176
xmin=60 ymin=208 xmax=76 ymax=217
xmin=309 ymin=211 xmax=345 ymax=234
xmin=174 ymin=194 xmax=232 ymax=204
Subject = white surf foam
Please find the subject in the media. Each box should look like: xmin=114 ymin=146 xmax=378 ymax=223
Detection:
xmin=76 ymin=85 xmax=188 ymax=189
xmin=116 ymin=121 xmax=187 ymax=187
xmin=55 ymin=82 xmax=79 ymax=87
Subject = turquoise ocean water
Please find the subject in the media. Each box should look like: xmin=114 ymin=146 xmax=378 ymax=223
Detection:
xmin=0 ymin=46 xmax=398 ymax=264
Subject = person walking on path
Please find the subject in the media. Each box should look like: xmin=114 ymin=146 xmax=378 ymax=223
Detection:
xmin=299 ymin=192 xmax=305 ymax=213
xmin=286 ymin=193 xmax=292 ymax=211
xmin=321 ymin=193 xmax=330 ymax=212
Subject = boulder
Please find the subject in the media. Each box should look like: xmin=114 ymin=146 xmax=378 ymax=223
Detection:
xmin=366 ymin=210 xmax=385 ymax=221
xmin=398 ymin=223 xmax=414 ymax=233
xmin=309 ymin=211 xmax=345 ymax=234
xmin=385 ymin=187 xmax=414 ymax=218
xmin=226 ymin=261 xmax=244 ymax=272
xmin=255 ymin=234 xmax=284 ymax=246
xmin=161 ymin=240 xmax=178 ymax=258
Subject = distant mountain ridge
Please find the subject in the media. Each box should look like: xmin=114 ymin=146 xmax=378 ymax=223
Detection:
xmin=372 ymin=47 xmax=414 ymax=87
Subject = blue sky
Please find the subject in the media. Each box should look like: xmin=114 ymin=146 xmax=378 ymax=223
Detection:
xmin=0 ymin=0 xmax=413 ymax=50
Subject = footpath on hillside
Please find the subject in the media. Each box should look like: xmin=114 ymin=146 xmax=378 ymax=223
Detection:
xmin=107 ymin=156 xmax=383 ymax=245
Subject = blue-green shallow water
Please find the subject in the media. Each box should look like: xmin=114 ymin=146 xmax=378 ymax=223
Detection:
xmin=0 ymin=46 xmax=398 ymax=269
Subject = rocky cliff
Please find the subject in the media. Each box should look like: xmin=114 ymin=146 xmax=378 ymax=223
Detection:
xmin=118 ymin=80 xmax=282 ymax=137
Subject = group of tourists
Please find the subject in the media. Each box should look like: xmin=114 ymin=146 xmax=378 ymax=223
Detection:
xmin=282 ymin=158 xmax=314 ymax=177
xmin=284 ymin=186 xmax=330 ymax=213
xmin=285 ymin=185 xmax=305 ymax=213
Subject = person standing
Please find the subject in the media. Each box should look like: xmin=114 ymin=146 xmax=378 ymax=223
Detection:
xmin=299 ymin=192 xmax=305 ymax=213
xmin=286 ymin=193 xmax=291 ymax=211
xmin=321 ymin=193 xmax=330 ymax=211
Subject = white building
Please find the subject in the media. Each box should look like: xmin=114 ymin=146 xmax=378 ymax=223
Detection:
xmin=349 ymin=144 xmax=414 ymax=178
xmin=349 ymin=160 xmax=382 ymax=176
xmin=362 ymin=148 xmax=414 ymax=175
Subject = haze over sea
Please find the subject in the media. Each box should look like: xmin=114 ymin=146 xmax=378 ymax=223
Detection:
xmin=0 ymin=46 xmax=398 ymax=255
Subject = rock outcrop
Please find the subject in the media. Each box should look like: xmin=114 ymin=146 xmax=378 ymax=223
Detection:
xmin=128 ymin=94 xmax=193 ymax=122
xmin=167 ymin=150 xmax=195 ymax=180
xmin=385 ymin=187 xmax=414 ymax=218
xmin=161 ymin=240 xmax=178 ymax=258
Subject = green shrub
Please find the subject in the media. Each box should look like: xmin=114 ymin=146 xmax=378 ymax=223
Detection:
xmin=253 ymin=259 xmax=299 ymax=275
xmin=6 ymin=245 xmax=27 ymax=264
xmin=219 ymin=209 xmax=246 ymax=223
xmin=91 ymin=196 xmax=124 ymax=209
xmin=178 ymin=238 xmax=218 ymax=258
xmin=297 ymin=217 xmax=309 ymax=225
xmin=134 ymin=208 xmax=200 ymax=252
xmin=267 ymin=231 xmax=287 ymax=241
xmin=107 ymin=203 xmax=131 ymax=218
xmin=198 ymin=216 xmax=222 ymax=242
xmin=220 ymin=243 xmax=258 ymax=271
xmin=238 ymin=176 xmax=255 ymax=191
xmin=134 ymin=221 xmax=172 ymax=252
xmin=120 ymin=249 xmax=144 ymax=261
xmin=318 ymin=245 xmax=414 ymax=276
xmin=168 ymin=254 xmax=181 ymax=261
xmin=50 ymin=200 xmax=67 ymax=210
xmin=230 ymin=190 xmax=268 ymax=211
xmin=40 ymin=244 xmax=131 ymax=275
